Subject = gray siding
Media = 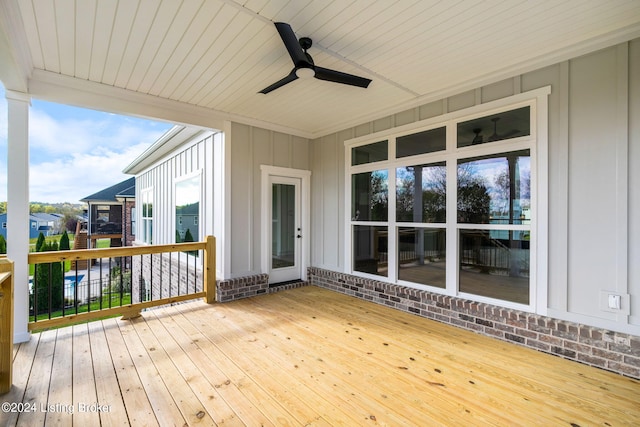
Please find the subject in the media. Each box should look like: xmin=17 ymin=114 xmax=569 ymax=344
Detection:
xmin=136 ymin=132 xmax=216 ymax=245
xmin=228 ymin=122 xmax=311 ymax=278
xmin=310 ymin=39 xmax=640 ymax=332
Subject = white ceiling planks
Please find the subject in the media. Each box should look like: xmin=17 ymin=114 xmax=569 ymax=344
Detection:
xmin=164 ymin=3 xmax=240 ymax=102
xmin=2 ymin=0 xmax=639 ymax=137
xmin=148 ymin=0 xmax=225 ymax=96
xmin=101 ymin=1 xmax=144 ymax=87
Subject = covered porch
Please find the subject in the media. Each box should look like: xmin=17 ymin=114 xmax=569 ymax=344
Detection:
xmin=3 ymin=286 xmax=638 ymax=426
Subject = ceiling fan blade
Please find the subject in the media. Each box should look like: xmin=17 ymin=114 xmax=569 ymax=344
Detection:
xmin=274 ymin=22 xmax=308 ymax=67
xmin=259 ymin=70 xmax=298 ymax=94
xmin=314 ymin=66 xmax=371 ymax=88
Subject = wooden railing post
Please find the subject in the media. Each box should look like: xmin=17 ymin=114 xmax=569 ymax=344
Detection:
xmin=204 ymin=235 xmax=216 ymax=304
xmin=0 ymin=258 xmax=15 ymax=394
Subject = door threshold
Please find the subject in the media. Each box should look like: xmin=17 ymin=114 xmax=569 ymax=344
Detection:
xmin=269 ymin=279 xmax=304 ymax=288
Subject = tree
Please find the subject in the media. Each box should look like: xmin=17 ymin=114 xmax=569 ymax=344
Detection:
xmin=35 ymin=232 xmax=46 ymax=252
xmin=59 ymin=230 xmax=70 ymax=250
xmin=32 ymin=240 xmax=64 ymax=316
xmin=63 ymin=213 xmax=78 ymax=233
xmin=0 ymin=235 xmax=6 ymax=254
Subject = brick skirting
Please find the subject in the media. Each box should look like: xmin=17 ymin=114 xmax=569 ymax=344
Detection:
xmin=216 ymin=274 xmax=306 ymax=302
xmin=307 ymin=267 xmax=640 ymax=379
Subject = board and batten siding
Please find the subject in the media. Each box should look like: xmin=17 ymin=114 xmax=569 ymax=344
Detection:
xmin=227 ymin=122 xmax=311 ymax=279
xmin=135 ymin=131 xmax=217 ymax=246
xmin=310 ymin=38 xmax=640 ymax=334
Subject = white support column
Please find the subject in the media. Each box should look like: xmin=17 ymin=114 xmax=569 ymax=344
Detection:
xmin=5 ymin=89 xmax=30 ymax=343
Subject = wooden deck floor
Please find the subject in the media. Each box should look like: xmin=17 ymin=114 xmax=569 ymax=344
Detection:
xmin=2 ymin=286 xmax=639 ymax=426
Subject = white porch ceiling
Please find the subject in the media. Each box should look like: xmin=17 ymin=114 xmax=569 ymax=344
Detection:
xmin=1 ymin=0 xmax=640 ymax=138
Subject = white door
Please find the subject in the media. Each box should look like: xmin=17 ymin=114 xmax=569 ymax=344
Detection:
xmin=269 ymin=176 xmax=302 ymax=283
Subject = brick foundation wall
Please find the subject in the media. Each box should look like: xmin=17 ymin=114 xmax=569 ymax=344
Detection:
xmin=216 ymin=274 xmax=269 ymax=302
xmin=308 ymin=267 xmax=640 ymax=379
xmin=216 ymin=274 xmax=307 ymax=302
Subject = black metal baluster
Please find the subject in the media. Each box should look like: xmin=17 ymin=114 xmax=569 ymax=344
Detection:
xmin=159 ymin=252 xmax=163 ymax=300
xmin=168 ymin=251 xmax=173 ymax=298
xmin=178 ymin=251 xmax=182 ymax=297
xmin=193 ymin=251 xmax=197 ymax=294
xmin=139 ymin=254 xmax=144 ymax=302
xmin=150 ymin=253 xmax=154 ymax=301
xmin=32 ymin=264 xmax=38 ymax=323
xmin=48 ymin=264 xmax=53 ymax=319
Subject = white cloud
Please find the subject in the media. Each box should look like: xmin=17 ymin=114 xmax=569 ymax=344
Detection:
xmin=0 ymin=88 xmax=172 ymax=203
xmin=29 ymin=140 xmax=160 ymax=203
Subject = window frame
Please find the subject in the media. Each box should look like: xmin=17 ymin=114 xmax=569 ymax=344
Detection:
xmin=344 ymin=87 xmax=550 ymax=313
xmin=140 ymin=188 xmax=153 ymax=245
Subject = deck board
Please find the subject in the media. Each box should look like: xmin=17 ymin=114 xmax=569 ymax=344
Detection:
xmin=2 ymin=286 xmax=639 ymax=426
xmin=101 ymin=317 xmax=157 ymax=426
xmin=47 ymin=327 xmax=73 ymax=426
xmin=87 ymin=320 xmax=130 ymax=426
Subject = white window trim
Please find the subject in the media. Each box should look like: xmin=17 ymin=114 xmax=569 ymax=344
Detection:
xmin=345 ymin=87 xmax=550 ymax=314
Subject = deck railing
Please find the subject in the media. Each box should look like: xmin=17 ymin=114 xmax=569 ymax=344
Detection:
xmin=0 ymin=258 xmax=14 ymax=394
xmin=27 ymin=236 xmax=216 ymax=331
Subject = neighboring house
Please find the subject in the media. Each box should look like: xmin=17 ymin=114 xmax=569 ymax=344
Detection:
xmin=0 ymin=213 xmax=62 ymax=240
xmin=30 ymin=212 xmax=64 ymax=236
xmin=2 ymin=2 xmax=640 ymax=378
xmin=80 ymin=177 xmax=136 ymax=248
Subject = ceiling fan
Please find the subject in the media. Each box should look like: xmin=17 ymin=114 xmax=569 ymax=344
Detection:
xmin=259 ymin=22 xmax=372 ymax=94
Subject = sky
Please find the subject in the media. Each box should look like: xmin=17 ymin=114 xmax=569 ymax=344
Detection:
xmin=0 ymin=84 xmax=173 ymax=204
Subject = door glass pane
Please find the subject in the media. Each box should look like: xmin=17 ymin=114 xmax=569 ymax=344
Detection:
xmin=459 ymin=229 xmax=529 ymax=304
xmin=272 ymin=183 xmax=295 ymax=269
xmin=398 ymin=227 xmax=446 ymax=288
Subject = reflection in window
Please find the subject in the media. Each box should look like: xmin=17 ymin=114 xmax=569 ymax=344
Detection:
xmin=353 ymin=225 xmax=388 ymax=277
xmin=175 ymin=176 xmax=200 ymax=248
xmin=457 ymin=106 xmax=530 ymax=147
xmin=396 ymin=127 xmax=446 ymax=158
xmin=459 ymin=229 xmax=529 ymax=304
xmin=398 ymin=228 xmax=445 ymax=288
xmin=396 ymin=162 xmax=446 ymax=223
xmin=457 ymin=150 xmax=530 ymax=224
xmin=352 ymin=170 xmax=388 ymax=221
xmin=352 ymin=140 xmax=388 ymax=165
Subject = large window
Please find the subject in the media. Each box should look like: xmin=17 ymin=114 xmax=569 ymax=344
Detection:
xmin=346 ymin=89 xmax=548 ymax=310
